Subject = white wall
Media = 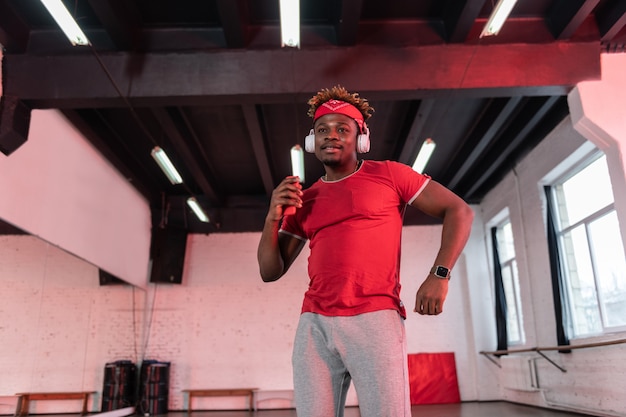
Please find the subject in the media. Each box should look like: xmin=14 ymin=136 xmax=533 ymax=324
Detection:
xmin=0 ymin=223 xmax=487 ymax=413
xmin=478 ymin=116 xmax=626 ymax=417
xmin=0 ymin=236 xmax=144 ymax=415
xmin=0 ymin=110 xmax=152 ymax=288
xmin=569 ymin=53 xmax=626 ymax=253
xmin=475 ymin=53 xmax=626 ymax=417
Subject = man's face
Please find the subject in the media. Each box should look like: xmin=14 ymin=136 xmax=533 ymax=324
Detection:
xmin=313 ymin=113 xmax=359 ymax=167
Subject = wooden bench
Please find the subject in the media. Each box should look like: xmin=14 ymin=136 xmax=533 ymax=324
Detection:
xmin=14 ymin=392 xmax=95 ymax=417
xmin=182 ymin=388 xmax=257 ymax=412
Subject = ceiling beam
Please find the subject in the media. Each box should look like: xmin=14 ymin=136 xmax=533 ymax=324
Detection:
xmin=546 ymin=0 xmax=600 ymax=39
xmin=335 ymin=0 xmax=363 ymax=46
xmin=442 ymin=0 xmax=485 ymax=43
xmin=596 ymin=0 xmax=626 ymax=41
xmin=397 ymin=99 xmax=436 ymax=165
xmin=151 ymin=108 xmax=221 ymax=203
xmin=175 ymin=107 xmax=223 ymax=192
xmin=215 ymin=0 xmax=249 ymax=48
xmin=242 ymin=105 xmax=275 ymax=196
xmin=0 ymin=0 xmax=29 ymax=52
xmin=4 ymin=40 xmax=601 ymax=108
xmin=88 ymin=0 xmax=142 ymax=50
xmin=447 ymin=96 xmax=525 ymax=189
xmin=464 ymin=96 xmax=563 ymax=199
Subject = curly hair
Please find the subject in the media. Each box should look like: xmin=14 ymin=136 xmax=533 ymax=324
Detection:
xmin=307 ymin=85 xmax=374 ymax=121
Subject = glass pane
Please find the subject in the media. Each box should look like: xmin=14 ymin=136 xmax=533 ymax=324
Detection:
xmin=588 ymin=211 xmax=626 ymax=328
xmin=502 ymin=262 xmax=521 ymax=344
xmin=559 ymin=155 xmax=613 ymax=227
xmin=562 ymin=226 xmax=602 ymax=336
xmin=510 ymin=260 xmax=524 ymax=343
xmin=497 ymin=221 xmax=515 ymax=262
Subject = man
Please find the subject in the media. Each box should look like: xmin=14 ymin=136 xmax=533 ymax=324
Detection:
xmin=257 ymin=86 xmax=473 ymax=417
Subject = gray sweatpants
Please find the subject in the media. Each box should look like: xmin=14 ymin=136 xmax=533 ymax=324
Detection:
xmin=292 ymin=310 xmax=411 ymax=417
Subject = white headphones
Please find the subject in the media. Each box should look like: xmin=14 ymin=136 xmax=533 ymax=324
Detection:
xmin=304 ymin=123 xmax=370 ymax=154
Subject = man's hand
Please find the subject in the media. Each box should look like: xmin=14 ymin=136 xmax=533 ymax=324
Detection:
xmin=414 ymin=275 xmax=449 ymax=315
xmin=267 ymin=176 xmax=302 ymax=221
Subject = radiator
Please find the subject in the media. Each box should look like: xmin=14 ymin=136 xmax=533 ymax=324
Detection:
xmin=501 ymin=355 xmax=540 ymax=391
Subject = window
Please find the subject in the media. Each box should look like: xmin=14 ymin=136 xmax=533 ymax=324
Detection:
xmin=495 ymin=219 xmax=525 ymax=345
xmin=551 ymin=154 xmax=626 ymax=337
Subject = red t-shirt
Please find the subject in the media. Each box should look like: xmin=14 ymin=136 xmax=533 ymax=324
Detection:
xmin=280 ymin=160 xmax=430 ymax=318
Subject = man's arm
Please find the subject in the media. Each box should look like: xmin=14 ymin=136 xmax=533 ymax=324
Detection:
xmin=410 ymin=179 xmax=474 ymax=315
xmin=257 ymin=176 xmax=306 ymax=282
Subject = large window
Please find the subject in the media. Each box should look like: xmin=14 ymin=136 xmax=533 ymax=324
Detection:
xmin=495 ymin=219 xmax=525 ymax=345
xmin=551 ymin=154 xmax=626 ymax=337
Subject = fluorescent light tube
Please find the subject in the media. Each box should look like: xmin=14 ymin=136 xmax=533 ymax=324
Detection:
xmin=187 ymin=197 xmax=210 ymax=223
xmin=412 ymin=139 xmax=436 ymax=174
xmin=480 ymin=0 xmax=518 ymax=38
xmin=290 ymin=144 xmax=305 ymax=183
xmin=279 ymin=0 xmax=300 ymax=48
xmin=151 ymin=146 xmax=183 ymax=185
xmin=40 ymin=0 xmax=90 ymax=46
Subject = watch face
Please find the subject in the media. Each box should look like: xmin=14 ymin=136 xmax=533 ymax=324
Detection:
xmin=436 ymin=266 xmax=449 ymax=277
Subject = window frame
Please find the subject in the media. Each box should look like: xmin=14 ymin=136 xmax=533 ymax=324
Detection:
xmin=549 ymin=152 xmax=626 ymax=338
xmin=487 ymin=209 xmax=526 ymax=346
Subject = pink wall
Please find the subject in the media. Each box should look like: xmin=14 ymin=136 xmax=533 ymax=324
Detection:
xmin=0 ymin=110 xmax=152 ymax=288
xmin=0 ymin=226 xmax=479 ymax=412
xmin=569 ymin=53 xmax=626 ymax=250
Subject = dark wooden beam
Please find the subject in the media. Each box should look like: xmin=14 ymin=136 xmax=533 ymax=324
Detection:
xmin=546 ymin=0 xmax=600 ymax=39
xmin=448 ymin=96 xmax=525 ymax=189
xmin=397 ymin=100 xmax=435 ymax=165
xmin=4 ymin=40 xmax=601 ymax=108
xmin=0 ymin=96 xmax=31 ymax=156
xmin=215 ymin=0 xmax=249 ymax=48
xmin=175 ymin=106 xmax=223 ymax=193
xmin=87 ymin=0 xmax=142 ymax=51
xmin=442 ymin=0 xmax=485 ymax=43
xmin=151 ymin=108 xmax=221 ymax=204
xmin=335 ymin=0 xmax=363 ymax=46
xmin=464 ymin=96 xmax=563 ymax=199
xmin=242 ymin=105 xmax=275 ymax=196
xmin=0 ymin=0 xmax=30 ymax=52
xmin=596 ymin=0 xmax=626 ymax=41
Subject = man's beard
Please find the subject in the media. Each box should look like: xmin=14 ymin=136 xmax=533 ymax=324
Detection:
xmin=322 ymin=158 xmax=340 ymax=167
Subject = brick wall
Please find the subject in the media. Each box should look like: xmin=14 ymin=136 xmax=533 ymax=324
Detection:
xmin=0 ymin=225 xmax=479 ymax=412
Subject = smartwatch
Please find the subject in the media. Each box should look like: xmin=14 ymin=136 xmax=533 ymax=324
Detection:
xmin=430 ymin=265 xmax=451 ymax=280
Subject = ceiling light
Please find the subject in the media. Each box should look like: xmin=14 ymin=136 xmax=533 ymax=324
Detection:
xmin=151 ymin=146 xmax=183 ymax=185
xmin=412 ymin=139 xmax=436 ymax=174
xmin=279 ymin=0 xmax=300 ymax=48
xmin=40 ymin=0 xmax=90 ymax=46
xmin=290 ymin=144 xmax=305 ymax=183
xmin=187 ymin=197 xmax=210 ymax=223
xmin=480 ymin=0 xmax=518 ymax=38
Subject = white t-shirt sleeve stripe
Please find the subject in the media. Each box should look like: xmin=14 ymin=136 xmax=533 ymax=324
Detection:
xmin=407 ymin=176 xmax=431 ymax=205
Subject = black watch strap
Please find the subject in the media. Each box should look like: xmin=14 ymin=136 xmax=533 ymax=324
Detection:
xmin=430 ymin=265 xmax=451 ymax=279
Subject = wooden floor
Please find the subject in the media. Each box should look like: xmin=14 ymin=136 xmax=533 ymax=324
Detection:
xmin=9 ymin=402 xmax=597 ymax=417
xmin=152 ymin=402 xmax=595 ymax=417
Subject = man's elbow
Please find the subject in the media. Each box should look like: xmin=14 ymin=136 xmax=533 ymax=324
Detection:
xmin=461 ymin=203 xmax=474 ymax=223
xmin=260 ymin=269 xmax=283 ymax=283
xmin=261 ymin=275 xmax=280 ymax=283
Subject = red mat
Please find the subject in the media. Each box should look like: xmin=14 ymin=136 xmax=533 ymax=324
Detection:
xmin=407 ymin=352 xmax=461 ymax=404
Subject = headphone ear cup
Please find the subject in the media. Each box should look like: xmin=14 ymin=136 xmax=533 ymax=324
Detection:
xmin=357 ymin=126 xmax=370 ymax=153
xmin=304 ymin=129 xmax=315 ymax=153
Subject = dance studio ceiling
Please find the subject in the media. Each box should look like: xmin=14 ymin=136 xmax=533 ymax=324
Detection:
xmin=1 ymin=0 xmax=625 ymax=234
